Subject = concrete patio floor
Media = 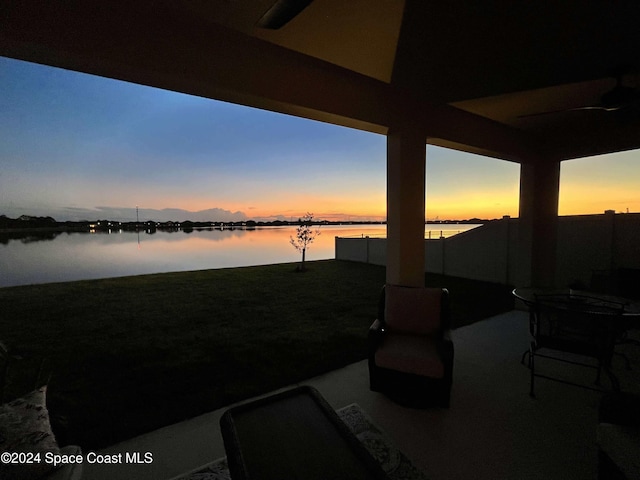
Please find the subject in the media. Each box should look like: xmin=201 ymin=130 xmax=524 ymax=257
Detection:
xmin=82 ymin=310 xmax=640 ymax=480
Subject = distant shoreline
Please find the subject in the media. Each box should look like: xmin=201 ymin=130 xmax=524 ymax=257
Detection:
xmin=0 ymin=214 xmax=489 ymax=234
xmin=0 ymin=221 xmax=486 ymax=235
xmin=0 ymin=226 xmax=90 ymax=234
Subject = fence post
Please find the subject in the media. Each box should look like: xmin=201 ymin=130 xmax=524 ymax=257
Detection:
xmin=366 ymin=236 xmax=370 ymax=264
xmin=505 ymin=217 xmax=511 ymax=285
xmin=441 ymin=236 xmax=446 ymax=275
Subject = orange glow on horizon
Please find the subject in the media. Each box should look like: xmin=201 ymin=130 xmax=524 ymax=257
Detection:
xmin=134 ymin=184 xmax=639 ymax=223
xmin=126 ymin=150 xmax=639 ymax=222
xmin=426 ymin=192 xmax=519 ymax=220
xmin=559 ymin=183 xmax=640 ymax=215
xmin=559 ymin=152 xmax=640 ymax=215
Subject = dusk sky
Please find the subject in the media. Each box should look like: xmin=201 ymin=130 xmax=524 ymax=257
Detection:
xmin=1 ymin=57 xmax=638 ymax=223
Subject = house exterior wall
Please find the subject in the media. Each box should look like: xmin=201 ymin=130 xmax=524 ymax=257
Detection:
xmin=335 ymin=213 xmax=640 ymax=287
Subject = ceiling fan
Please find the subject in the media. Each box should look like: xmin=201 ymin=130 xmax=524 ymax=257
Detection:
xmin=256 ymin=0 xmax=314 ymax=29
xmin=519 ymin=72 xmax=640 ymax=119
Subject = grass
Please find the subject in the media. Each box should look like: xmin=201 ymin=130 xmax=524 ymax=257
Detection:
xmin=0 ymin=260 xmax=513 ymax=449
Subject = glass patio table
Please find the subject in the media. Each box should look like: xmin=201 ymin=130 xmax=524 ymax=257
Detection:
xmin=513 ymin=287 xmax=640 ymax=320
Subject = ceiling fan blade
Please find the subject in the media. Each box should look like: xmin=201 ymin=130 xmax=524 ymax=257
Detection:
xmin=257 ymin=0 xmax=314 ymax=29
xmin=518 ymin=105 xmax=622 ymax=119
xmin=518 ymin=67 xmax=639 ymax=120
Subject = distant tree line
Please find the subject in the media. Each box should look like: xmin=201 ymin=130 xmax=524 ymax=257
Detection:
xmin=0 ymin=214 xmax=488 ymax=232
xmin=0 ymin=215 xmax=58 ymax=229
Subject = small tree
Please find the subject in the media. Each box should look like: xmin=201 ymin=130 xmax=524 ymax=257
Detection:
xmin=289 ymin=213 xmax=320 ymax=271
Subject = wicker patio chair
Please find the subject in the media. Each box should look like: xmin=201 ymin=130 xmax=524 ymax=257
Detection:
xmin=368 ymin=285 xmax=453 ymax=408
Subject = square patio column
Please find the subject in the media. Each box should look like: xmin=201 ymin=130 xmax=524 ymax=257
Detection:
xmin=517 ymin=160 xmax=561 ymax=287
xmin=386 ymin=126 xmax=426 ymax=287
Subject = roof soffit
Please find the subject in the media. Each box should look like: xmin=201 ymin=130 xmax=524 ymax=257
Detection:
xmin=253 ymin=0 xmax=404 ymax=83
xmin=3 ymin=0 xmax=640 ymax=162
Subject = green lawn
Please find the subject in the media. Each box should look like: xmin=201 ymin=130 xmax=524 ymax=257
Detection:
xmin=0 ymin=260 xmax=513 ymax=449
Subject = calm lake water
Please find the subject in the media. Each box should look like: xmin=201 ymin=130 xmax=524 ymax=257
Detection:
xmin=0 ymin=224 xmax=478 ymax=288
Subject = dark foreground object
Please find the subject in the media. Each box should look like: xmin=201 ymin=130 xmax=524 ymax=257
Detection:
xmin=220 ymin=386 xmax=389 ymax=480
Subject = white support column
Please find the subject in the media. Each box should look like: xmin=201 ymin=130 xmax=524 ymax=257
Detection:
xmin=517 ymin=160 xmax=561 ymax=287
xmin=386 ymin=126 xmax=426 ymax=287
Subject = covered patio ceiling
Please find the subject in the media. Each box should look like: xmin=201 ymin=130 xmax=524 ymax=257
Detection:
xmin=3 ymin=0 xmax=640 ymax=164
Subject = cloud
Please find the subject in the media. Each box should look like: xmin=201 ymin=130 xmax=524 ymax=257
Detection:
xmin=141 ymin=208 xmax=247 ymax=223
xmin=0 ymin=205 xmax=247 ymax=223
xmin=251 ymin=214 xmax=289 ymax=222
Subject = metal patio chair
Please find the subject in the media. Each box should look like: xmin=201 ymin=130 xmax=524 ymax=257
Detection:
xmin=524 ymin=293 xmax=625 ymax=397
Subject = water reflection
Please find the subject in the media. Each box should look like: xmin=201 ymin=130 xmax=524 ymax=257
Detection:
xmin=0 ymin=225 xmax=477 ymax=287
xmin=0 ymin=226 xmax=352 ymax=287
xmin=0 ymin=230 xmax=63 ymax=245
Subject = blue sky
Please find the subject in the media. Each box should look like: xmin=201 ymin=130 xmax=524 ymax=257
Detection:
xmin=1 ymin=56 xmax=637 ymax=222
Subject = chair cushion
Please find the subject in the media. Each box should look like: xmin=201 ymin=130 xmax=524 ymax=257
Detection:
xmin=385 ymin=285 xmax=442 ymax=335
xmin=374 ymin=333 xmax=445 ymax=378
xmin=0 ymin=386 xmax=60 ymax=480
